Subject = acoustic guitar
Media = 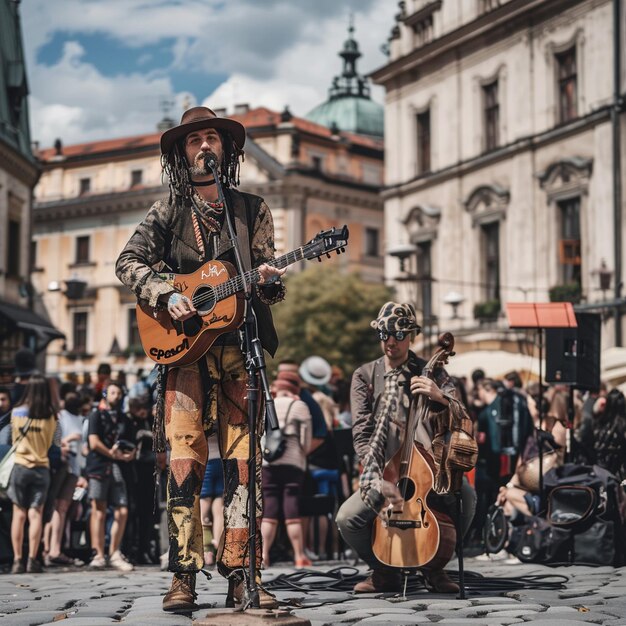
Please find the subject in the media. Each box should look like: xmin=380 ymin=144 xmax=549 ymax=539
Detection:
xmin=136 ymin=226 xmax=349 ymax=366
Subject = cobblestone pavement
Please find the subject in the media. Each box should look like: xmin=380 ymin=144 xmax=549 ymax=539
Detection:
xmin=1 ymin=557 xmax=626 ymax=625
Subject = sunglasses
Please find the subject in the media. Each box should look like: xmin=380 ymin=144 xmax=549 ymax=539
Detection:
xmin=378 ymin=330 xmax=409 ymax=342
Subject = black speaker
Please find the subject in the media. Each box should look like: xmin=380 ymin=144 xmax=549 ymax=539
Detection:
xmin=545 ymin=312 xmax=601 ymax=390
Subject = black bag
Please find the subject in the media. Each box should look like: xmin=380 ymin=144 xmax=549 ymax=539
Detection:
xmin=262 ymin=400 xmax=295 ymax=463
xmin=512 ymin=516 xmax=570 ymax=563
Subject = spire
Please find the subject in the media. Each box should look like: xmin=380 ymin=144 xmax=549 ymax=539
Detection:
xmin=329 ymin=17 xmax=370 ymax=101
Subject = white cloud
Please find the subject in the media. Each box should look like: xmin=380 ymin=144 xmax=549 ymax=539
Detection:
xmin=21 ymin=0 xmax=396 ymax=146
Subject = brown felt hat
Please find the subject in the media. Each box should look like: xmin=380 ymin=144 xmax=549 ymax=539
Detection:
xmin=160 ymin=106 xmax=246 ymax=157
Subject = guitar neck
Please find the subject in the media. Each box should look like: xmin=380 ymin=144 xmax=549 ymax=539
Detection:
xmin=212 ymin=248 xmax=304 ymax=302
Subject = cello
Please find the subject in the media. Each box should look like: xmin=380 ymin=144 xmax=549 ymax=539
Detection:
xmin=371 ymin=332 xmax=457 ymax=570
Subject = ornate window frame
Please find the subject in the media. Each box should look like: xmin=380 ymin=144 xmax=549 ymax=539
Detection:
xmin=544 ymin=28 xmax=585 ymax=126
xmin=410 ymin=96 xmax=437 ymax=175
xmin=537 ymin=156 xmax=592 ymax=289
xmin=402 ymin=203 xmax=441 ymax=243
xmin=463 ymin=183 xmax=510 ymax=227
xmin=472 ymin=64 xmax=508 ymax=154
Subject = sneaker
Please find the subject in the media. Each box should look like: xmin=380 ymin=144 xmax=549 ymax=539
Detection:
xmin=89 ymin=555 xmax=107 ymax=569
xmin=26 ymin=558 xmax=43 ymax=574
xmin=11 ymin=560 xmax=25 ymax=574
xmin=109 ymin=550 xmax=134 ymax=572
xmin=295 ymin=557 xmax=312 ymax=569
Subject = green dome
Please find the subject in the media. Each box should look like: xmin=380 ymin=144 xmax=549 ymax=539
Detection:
xmin=305 ymin=22 xmax=383 ymax=138
xmin=307 ymin=97 xmax=384 ymax=138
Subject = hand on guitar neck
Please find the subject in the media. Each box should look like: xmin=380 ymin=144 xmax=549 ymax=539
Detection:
xmin=166 ymin=263 xmax=285 ymax=322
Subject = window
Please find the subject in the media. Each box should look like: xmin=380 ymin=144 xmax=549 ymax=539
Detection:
xmin=364 ymin=228 xmax=379 ymax=257
xmin=75 ymin=235 xmax=90 ymax=264
xmin=416 ymin=241 xmax=433 ymax=321
xmin=311 ymin=156 xmax=323 ymax=171
xmin=482 ymin=222 xmax=500 ymax=302
xmin=483 ymin=81 xmax=500 ymax=151
xmin=416 ymin=110 xmax=431 ymax=174
xmin=72 ymin=311 xmax=88 ymax=353
xmin=556 ymin=47 xmax=577 ymax=123
xmin=79 ymin=178 xmax=91 ymax=195
xmin=7 ymin=219 xmax=20 ymax=277
xmin=558 ymin=197 xmax=581 ymax=285
xmin=128 ymin=308 xmax=141 ymax=349
xmin=131 ymin=170 xmax=143 ymax=187
xmin=30 ymin=240 xmax=37 ymax=269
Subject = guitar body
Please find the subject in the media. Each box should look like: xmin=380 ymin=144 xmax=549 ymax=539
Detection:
xmin=135 ymin=260 xmax=244 ymax=367
xmin=372 ymin=443 xmax=456 ymax=570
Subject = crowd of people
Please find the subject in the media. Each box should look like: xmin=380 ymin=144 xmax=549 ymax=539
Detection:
xmin=2 ymin=340 xmax=626 ymax=580
xmin=0 ymin=347 xmax=355 ymax=577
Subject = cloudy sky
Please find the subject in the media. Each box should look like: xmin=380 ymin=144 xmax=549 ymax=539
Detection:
xmin=20 ymin=0 xmax=396 ymax=148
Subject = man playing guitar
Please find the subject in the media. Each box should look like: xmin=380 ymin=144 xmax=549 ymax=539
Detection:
xmin=116 ymin=107 xmax=285 ymax=613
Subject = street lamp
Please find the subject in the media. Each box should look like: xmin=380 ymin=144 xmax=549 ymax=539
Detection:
xmin=387 ymin=243 xmax=417 ymax=273
xmin=443 ymin=291 xmax=465 ymax=320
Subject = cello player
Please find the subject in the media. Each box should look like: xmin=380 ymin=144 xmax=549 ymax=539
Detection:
xmin=335 ymin=302 xmax=476 ymax=593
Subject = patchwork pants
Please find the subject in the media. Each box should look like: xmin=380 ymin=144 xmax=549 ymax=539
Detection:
xmin=165 ymin=344 xmax=263 ymax=573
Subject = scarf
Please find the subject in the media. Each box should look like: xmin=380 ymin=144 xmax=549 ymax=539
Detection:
xmin=359 ymin=366 xmax=402 ymax=512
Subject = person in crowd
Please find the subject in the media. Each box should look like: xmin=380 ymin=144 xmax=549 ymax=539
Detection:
xmin=495 ymin=383 xmax=567 ymax=519
xmin=125 ymin=394 xmax=162 ymax=564
xmin=115 ymin=106 xmax=286 ymax=612
xmin=93 ymin=363 xmax=112 ymax=400
xmin=577 ymin=388 xmax=626 ymax=481
xmin=200 ymin=432 xmax=224 ymax=568
xmin=276 ymin=360 xmax=327 ymax=562
xmin=336 ymin=302 xmax=476 ymax=594
xmin=475 ymin=378 xmax=533 ymax=532
xmin=261 ymin=370 xmax=312 ymax=568
xmin=85 ymin=381 xmax=135 ymax=571
xmin=8 ymin=375 xmax=58 ymax=573
xmin=44 ymin=391 xmax=86 ymax=566
xmin=299 ymin=356 xmax=342 ymax=559
xmin=0 ymin=386 xmax=12 ymax=445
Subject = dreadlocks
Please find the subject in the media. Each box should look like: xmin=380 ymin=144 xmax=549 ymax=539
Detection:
xmin=161 ymin=130 xmax=245 ymax=204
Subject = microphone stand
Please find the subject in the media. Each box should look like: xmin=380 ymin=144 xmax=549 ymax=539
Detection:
xmin=206 ymin=155 xmax=279 ymax=610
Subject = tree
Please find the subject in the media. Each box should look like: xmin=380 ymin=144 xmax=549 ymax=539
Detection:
xmin=270 ymin=266 xmax=394 ymax=375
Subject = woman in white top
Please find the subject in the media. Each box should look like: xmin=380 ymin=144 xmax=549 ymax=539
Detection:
xmin=261 ymin=371 xmax=312 ymax=568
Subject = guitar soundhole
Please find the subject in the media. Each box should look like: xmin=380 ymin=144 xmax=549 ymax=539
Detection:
xmin=397 ymin=477 xmax=416 ymax=501
xmin=193 ymin=286 xmax=216 ymax=316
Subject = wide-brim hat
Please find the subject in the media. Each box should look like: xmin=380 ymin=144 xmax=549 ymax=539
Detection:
xmin=299 ymin=356 xmax=332 ymax=387
xmin=160 ymin=106 xmax=246 ymax=157
xmin=370 ymin=301 xmax=421 ymax=334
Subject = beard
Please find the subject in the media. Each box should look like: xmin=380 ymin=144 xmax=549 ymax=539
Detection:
xmin=189 ymin=151 xmax=217 ymax=177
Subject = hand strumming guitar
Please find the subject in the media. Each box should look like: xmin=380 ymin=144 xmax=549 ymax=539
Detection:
xmin=167 ymin=292 xmax=196 ymax=321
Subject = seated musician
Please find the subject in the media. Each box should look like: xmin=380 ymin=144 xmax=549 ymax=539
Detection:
xmin=336 ymin=302 xmax=476 ymax=594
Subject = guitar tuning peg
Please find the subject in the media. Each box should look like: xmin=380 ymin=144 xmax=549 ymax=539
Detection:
xmin=317 ymin=256 xmax=322 ymax=262
xmin=341 ymin=247 xmax=345 ymax=253
xmin=336 ymin=249 xmax=340 ymax=255
xmin=326 ymin=252 xmax=331 ymax=258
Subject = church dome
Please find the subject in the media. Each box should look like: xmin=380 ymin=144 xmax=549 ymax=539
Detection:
xmin=306 ymin=23 xmax=384 ymax=138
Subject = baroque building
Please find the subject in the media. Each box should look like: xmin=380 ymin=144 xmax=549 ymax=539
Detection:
xmin=0 ymin=0 xmax=61 ymax=377
xmin=33 ymin=60 xmax=384 ymax=380
xmin=372 ymin=0 xmax=625 ymax=378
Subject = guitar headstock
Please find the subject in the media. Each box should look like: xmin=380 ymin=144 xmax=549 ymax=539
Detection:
xmin=303 ymin=226 xmax=349 ymax=262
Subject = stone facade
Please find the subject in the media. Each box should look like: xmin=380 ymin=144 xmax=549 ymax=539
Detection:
xmin=32 ymin=108 xmax=384 ymax=380
xmin=372 ymin=0 xmax=625 ymax=376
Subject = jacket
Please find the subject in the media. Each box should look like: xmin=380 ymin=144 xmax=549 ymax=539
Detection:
xmin=115 ymin=189 xmax=285 ymax=356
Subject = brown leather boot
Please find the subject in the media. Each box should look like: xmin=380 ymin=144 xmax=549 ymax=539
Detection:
xmin=163 ymin=572 xmax=199 ymax=612
xmin=228 ymin=576 xmax=279 ymax=609
xmin=424 ymin=568 xmax=459 ymax=594
xmin=353 ymin=568 xmax=403 ymax=593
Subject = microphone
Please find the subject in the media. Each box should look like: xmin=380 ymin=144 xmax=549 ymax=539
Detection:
xmin=203 ymin=151 xmax=218 ymax=172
